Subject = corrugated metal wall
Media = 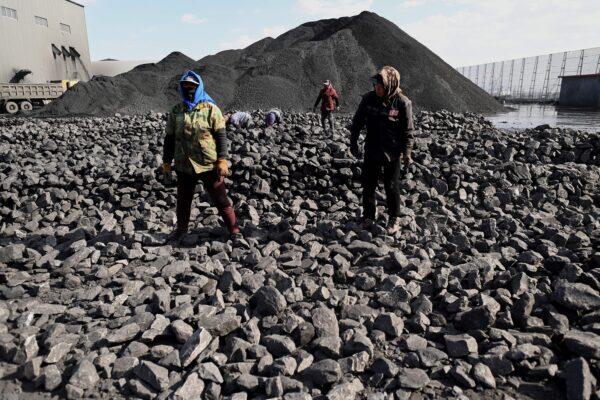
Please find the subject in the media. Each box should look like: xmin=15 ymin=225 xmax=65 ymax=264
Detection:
xmin=0 ymin=0 xmax=91 ymax=83
xmin=457 ymin=47 xmax=600 ymax=102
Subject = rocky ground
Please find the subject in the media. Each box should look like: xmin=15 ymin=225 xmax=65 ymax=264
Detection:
xmin=0 ymin=111 xmax=599 ymax=400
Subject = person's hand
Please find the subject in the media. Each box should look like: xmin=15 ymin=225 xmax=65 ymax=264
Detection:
xmin=350 ymin=142 xmax=359 ymax=157
xmin=216 ymin=159 xmax=229 ymax=178
xmin=402 ymin=153 xmax=412 ymax=167
xmin=162 ymin=163 xmax=172 ymax=175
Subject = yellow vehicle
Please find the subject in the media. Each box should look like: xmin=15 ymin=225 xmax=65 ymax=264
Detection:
xmin=0 ymin=80 xmax=78 ymax=114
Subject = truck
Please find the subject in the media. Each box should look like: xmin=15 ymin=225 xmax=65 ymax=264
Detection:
xmin=0 ymin=80 xmax=78 ymax=114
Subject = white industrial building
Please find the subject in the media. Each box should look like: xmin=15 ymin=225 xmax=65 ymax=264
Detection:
xmin=0 ymin=0 xmax=91 ymax=83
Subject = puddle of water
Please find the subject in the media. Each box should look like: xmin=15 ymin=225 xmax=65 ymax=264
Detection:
xmin=486 ymin=103 xmax=600 ymax=132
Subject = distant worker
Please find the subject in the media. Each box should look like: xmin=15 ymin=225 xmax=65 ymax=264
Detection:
xmin=313 ymin=80 xmax=339 ymax=133
xmin=226 ymin=111 xmax=254 ymax=129
xmin=349 ymin=66 xmax=414 ymax=235
xmin=162 ymin=70 xmax=241 ymax=243
xmin=265 ymin=108 xmax=283 ymax=128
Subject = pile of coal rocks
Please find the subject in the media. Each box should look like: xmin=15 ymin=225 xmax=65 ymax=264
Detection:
xmin=0 ymin=111 xmax=598 ymax=399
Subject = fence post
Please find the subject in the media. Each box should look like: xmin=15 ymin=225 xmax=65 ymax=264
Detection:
xmin=490 ymin=63 xmax=495 ymax=95
xmin=498 ymin=60 xmax=505 ymax=97
xmin=577 ymin=49 xmax=585 ymax=75
xmin=482 ymin=63 xmax=487 ymax=92
xmin=518 ymin=58 xmax=526 ymax=100
xmin=528 ymin=56 xmax=539 ymax=100
xmin=508 ymin=59 xmax=515 ymax=99
xmin=541 ymin=54 xmax=553 ymax=101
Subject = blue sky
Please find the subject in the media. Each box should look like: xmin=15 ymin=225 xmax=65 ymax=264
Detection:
xmin=81 ymin=0 xmax=600 ymax=67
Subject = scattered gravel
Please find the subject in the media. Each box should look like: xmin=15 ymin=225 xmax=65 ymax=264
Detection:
xmin=0 ymin=110 xmax=598 ymax=399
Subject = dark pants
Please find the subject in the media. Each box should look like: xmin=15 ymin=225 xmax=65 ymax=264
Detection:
xmin=361 ymin=153 xmax=402 ymax=220
xmin=176 ymin=170 xmax=239 ymax=234
xmin=321 ymin=110 xmax=334 ymax=131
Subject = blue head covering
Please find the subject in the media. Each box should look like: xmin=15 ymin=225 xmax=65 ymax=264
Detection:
xmin=178 ymin=70 xmax=216 ymax=110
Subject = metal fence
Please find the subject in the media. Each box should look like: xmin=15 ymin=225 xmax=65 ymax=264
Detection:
xmin=457 ymin=47 xmax=600 ymax=102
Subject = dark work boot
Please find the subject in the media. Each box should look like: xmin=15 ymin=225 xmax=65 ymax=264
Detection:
xmin=164 ymin=228 xmax=187 ymax=245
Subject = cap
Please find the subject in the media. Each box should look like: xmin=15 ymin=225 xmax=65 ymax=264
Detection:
xmin=370 ymin=73 xmax=383 ymax=85
xmin=182 ymin=76 xmax=199 ymax=85
xmin=323 ymin=80 xmax=330 ymax=86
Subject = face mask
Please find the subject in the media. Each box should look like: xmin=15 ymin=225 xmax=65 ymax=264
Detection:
xmin=183 ymin=87 xmax=196 ymax=101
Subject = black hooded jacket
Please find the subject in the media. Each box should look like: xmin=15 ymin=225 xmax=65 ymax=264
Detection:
xmin=350 ymin=91 xmax=415 ymax=161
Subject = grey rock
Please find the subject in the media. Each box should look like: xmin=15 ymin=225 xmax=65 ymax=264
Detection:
xmin=180 ymin=328 xmax=212 ymax=367
xmin=250 ymin=286 xmax=287 ymax=316
xmin=69 ymin=359 xmax=99 ymax=390
xmin=134 ymin=360 xmax=169 ymax=392
xmin=373 ymin=312 xmax=404 ymax=338
xmin=312 ymin=307 xmax=339 ymax=337
xmin=553 ymin=282 xmax=600 ymax=312
xmin=564 ymin=357 xmax=592 ymax=400
xmin=173 ymin=372 xmax=204 ymax=400
xmin=397 ymin=368 xmax=429 ymax=389
xmin=302 ymin=359 xmax=342 ymax=386
xmin=444 ymin=334 xmax=478 ymax=357
xmin=563 ymin=330 xmax=600 ymax=359
xmin=106 ymin=323 xmax=140 ymax=344
xmin=262 ymin=334 xmax=296 ymax=357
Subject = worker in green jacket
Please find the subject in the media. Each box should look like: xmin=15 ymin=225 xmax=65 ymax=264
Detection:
xmin=162 ymin=70 xmax=241 ymax=243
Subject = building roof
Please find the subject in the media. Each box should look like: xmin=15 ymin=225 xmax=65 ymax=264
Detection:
xmin=559 ymin=73 xmax=600 ymax=79
xmin=65 ymin=0 xmax=85 ymax=7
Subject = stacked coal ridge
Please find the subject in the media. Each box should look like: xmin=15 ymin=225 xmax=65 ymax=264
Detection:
xmin=41 ymin=12 xmax=502 ymax=117
xmin=1 ymin=112 xmax=599 ymax=399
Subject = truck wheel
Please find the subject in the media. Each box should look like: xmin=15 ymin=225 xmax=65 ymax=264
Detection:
xmin=20 ymin=101 xmax=33 ymax=112
xmin=5 ymin=101 xmax=19 ymax=114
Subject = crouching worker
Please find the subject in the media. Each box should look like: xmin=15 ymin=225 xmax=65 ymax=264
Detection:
xmin=162 ymin=70 xmax=241 ymax=243
xmin=226 ymin=111 xmax=254 ymax=129
xmin=265 ymin=108 xmax=283 ymax=128
xmin=349 ymin=66 xmax=414 ymax=235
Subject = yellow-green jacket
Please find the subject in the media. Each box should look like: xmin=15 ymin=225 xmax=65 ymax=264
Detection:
xmin=163 ymin=101 xmax=227 ymax=175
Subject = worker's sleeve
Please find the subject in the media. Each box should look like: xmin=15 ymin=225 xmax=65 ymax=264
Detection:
xmin=401 ymin=99 xmax=415 ymax=157
xmin=313 ymin=93 xmax=322 ymax=108
xmin=163 ymin=112 xmax=175 ymax=164
xmin=210 ymin=106 xmax=229 ymax=159
xmin=350 ymin=96 xmax=368 ymax=145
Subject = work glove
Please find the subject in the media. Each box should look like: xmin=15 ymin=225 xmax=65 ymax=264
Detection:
xmin=350 ymin=142 xmax=359 ymax=158
xmin=162 ymin=163 xmax=172 ymax=184
xmin=402 ymin=152 xmax=412 ymax=167
xmin=216 ymin=159 xmax=229 ymax=178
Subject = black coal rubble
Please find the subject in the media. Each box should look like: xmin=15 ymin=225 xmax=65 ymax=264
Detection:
xmin=0 ymin=111 xmax=599 ymax=400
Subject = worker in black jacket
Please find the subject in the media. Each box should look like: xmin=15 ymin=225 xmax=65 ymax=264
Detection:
xmin=349 ymin=66 xmax=415 ymax=235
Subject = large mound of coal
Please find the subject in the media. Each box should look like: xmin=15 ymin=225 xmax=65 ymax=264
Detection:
xmin=40 ymin=52 xmax=197 ymax=117
xmin=42 ymin=12 xmax=502 ymax=116
xmin=0 ymin=111 xmax=599 ymax=399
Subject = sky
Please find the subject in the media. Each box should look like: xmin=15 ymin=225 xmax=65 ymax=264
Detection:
xmin=80 ymin=0 xmax=600 ymax=67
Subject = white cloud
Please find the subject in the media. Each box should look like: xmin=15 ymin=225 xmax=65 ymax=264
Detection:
xmin=218 ymin=35 xmax=256 ymax=50
xmin=180 ymin=13 xmax=207 ymax=25
xmin=294 ymin=0 xmax=373 ymax=17
xmin=262 ymin=26 xmax=287 ymax=38
xmin=218 ymin=25 xmax=290 ymax=50
xmin=400 ymin=0 xmax=600 ymax=67
xmin=398 ymin=0 xmax=429 ymax=7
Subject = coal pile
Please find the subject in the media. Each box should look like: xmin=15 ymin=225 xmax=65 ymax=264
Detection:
xmin=40 ymin=52 xmax=197 ymax=117
xmin=0 ymin=112 xmax=599 ymax=400
xmin=41 ymin=12 xmax=503 ymax=117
